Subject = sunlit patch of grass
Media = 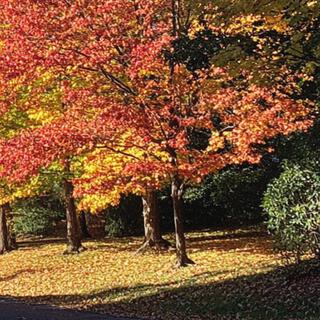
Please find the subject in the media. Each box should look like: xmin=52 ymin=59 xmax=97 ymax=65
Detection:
xmin=0 ymin=227 xmax=318 ymax=320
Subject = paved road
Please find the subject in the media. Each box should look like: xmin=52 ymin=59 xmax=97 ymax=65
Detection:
xmin=0 ymin=299 xmax=138 ymax=320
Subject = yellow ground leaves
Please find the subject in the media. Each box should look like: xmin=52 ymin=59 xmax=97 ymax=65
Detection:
xmin=0 ymin=227 xmax=306 ymax=320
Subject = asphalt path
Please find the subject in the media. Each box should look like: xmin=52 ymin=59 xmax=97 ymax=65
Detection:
xmin=0 ymin=298 xmax=139 ymax=320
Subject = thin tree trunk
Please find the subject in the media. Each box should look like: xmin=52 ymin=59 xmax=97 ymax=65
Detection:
xmin=314 ymin=226 xmax=320 ymax=259
xmin=137 ymin=190 xmax=171 ymax=253
xmin=0 ymin=204 xmax=10 ymax=254
xmin=63 ymin=161 xmax=85 ymax=254
xmin=79 ymin=211 xmax=91 ymax=239
xmin=6 ymin=204 xmax=17 ymax=250
xmin=171 ymin=177 xmax=194 ymax=267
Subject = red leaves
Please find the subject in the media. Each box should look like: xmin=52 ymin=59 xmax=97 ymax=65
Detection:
xmin=0 ymin=113 xmax=117 ymax=182
xmin=0 ymin=0 xmax=313 ymax=201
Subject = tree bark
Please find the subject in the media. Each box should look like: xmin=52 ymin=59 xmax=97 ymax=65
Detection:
xmin=171 ymin=177 xmax=194 ymax=267
xmin=137 ymin=190 xmax=171 ymax=253
xmin=79 ymin=211 xmax=91 ymax=239
xmin=63 ymin=161 xmax=85 ymax=254
xmin=0 ymin=204 xmax=10 ymax=254
xmin=314 ymin=225 xmax=320 ymax=259
xmin=169 ymin=0 xmax=193 ymax=267
xmin=6 ymin=204 xmax=17 ymax=250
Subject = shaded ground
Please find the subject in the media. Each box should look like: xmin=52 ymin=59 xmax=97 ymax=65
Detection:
xmin=0 ymin=227 xmax=319 ymax=319
xmin=0 ymin=298 xmax=136 ymax=320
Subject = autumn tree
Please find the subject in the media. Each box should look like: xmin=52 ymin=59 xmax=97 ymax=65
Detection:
xmin=0 ymin=75 xmax=37 ymax=254
xmin=0 ymin=69 xmax=100 ymax=253
xmin=0 ymin=0 xmax=312 ymax=266
xmin=75 ymin=141 xmax=171 ymax=252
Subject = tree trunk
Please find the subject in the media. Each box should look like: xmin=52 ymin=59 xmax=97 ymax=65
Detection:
xmin=171 ymin=177 xmax=194 ymax=267
xmin=63 ymin=161 xmax=85 ymax=254
xmin=314 ymin=226 xmax=320 ymax=259
xmin=137 ymin=190 xmax=171 ymax=253
xmin=0 ymin=204 xmax=10 ymax=254
xmin=79 ymin=211 xmax=91 ymax=239
xmin=6 ymin=204 xmax=17 ymax=250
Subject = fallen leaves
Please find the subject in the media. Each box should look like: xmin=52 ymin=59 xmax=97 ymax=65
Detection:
xmin=0 ymin=227 xmax=318 ymax=320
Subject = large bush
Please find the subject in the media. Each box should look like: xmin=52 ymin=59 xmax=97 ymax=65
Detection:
xmin=182 ymin=166 xmax=272 ymax=228
xmin=263 ymin=162 xmax=320 ymax=262
xmin=13 ymin=197 xmax=65 ymax=236
xmin=105 ymin=195 xmax=143 ymax=237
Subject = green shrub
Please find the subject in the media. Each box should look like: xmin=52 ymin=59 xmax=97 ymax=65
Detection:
xmin=13 ymin=198 xmax=64 ymax=236
xmin=263 ymin=162 xmax=320 ymax=262
xmin=105 ymin=195 xmax=143 ymax=237
xmin=182 ymin=166 xmax=271 ymax=228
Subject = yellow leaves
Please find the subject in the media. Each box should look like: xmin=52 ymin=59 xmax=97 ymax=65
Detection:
xmin=307 ymin=0 xmax=318 ymax=7
xmin=188 ymin=20 xmax=206 ymax=38
xmin=12 ymin=176 xmax=41 ymax=199
xmin=27 ymin=109 xmax=61 ymax=126
xmin=0 ymin=176 xmax=41 ymax=206
xmin=226 ymin=14 xmax=288 ymax=35
xmin=76 ymin=149 xmax=133 ymax=213
xmin=75 ymin=131 xmax=168 ymax=213
xmin=66 ymin=65 xmax=78 ymax=74
xmin=36 ymin=69 xmax=55 ymax=83
xmin=0 ymin=228 xmax=289 ymax=320
xmin=207 ymin=131 xmax=225 ymax=153
xmin=264 ymin=15 xmax=288 ymax=33
xmin=78 ymin=191 xmax=123 ymax=213
xmin=4 ymin=69 xmax=64 ymax=128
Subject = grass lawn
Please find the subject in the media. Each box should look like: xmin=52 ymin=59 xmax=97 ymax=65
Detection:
xmin=0 ymin=227 xmax=319 ymax=320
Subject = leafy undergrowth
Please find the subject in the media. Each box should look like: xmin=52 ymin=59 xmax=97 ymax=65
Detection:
xmin=0 ymin=227 xmax=319 ymax=320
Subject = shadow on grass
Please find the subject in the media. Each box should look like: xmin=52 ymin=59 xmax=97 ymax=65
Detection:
xmin=186 ymin=229 xmax=274 ymax=255
xmin=0 ymin=269 xmax=37 ymax=282
xmin=16 ymin=237 xmax=144 ymax=253
xmin=8 ymin=259 xmax=320 ymax=320
xmin=0 ymin=267 xmax=56 ymax=284
xmin=187 ymin=229 xmax=268 ymax=243
xmin=15 ymin=227 xmax=270 ymax=254
xmin=17 ymin=238 xmax=67 ymax=249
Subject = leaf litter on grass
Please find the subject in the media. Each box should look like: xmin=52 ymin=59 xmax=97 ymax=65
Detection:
xmin=0 ymin=227 xmax=318 ymax=320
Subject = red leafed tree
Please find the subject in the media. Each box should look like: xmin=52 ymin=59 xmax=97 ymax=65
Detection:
xmin=0 ymin=0 xmax=312 ymax=266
